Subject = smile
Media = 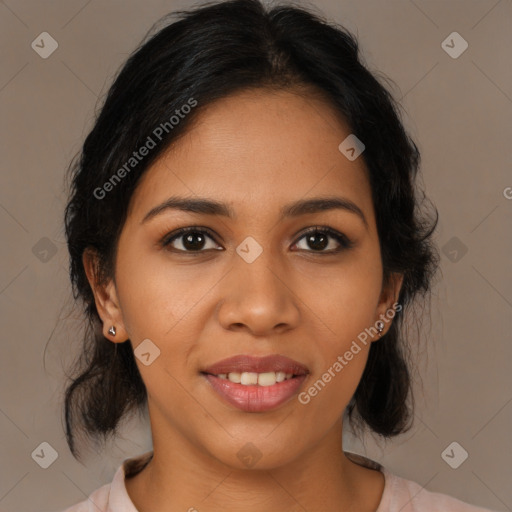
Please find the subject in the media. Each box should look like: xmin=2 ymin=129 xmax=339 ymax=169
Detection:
xmin=201 ymin=354 xmax=310 ymax=412
xmin=212 ymin=371 xmax=295 ymax=386
xmin=202 ymin=373 xmax=308 ymax=412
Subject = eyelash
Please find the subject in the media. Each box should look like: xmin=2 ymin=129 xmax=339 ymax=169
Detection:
xmin=160 ymin=225 xmax=354 ymax=255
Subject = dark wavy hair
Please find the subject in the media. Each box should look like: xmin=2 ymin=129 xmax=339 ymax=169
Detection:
xmin=63 ymin=0 xmax=439 ymax=460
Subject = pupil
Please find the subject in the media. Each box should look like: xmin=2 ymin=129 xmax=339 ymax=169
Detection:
xmin=308 ymin=232 xmax=328 ymax=251
xmin=184 ymin=232 xmax=205 ymax=250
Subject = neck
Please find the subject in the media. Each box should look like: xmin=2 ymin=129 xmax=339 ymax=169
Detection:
xmin=125 ymin=418 xmax=385 ymax=512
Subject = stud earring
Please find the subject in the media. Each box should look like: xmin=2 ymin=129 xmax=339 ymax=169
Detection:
xmin=108 ymin=325 xmax=116 ymax=336
xmin=376 ymin=320 xmax=385 ymax=337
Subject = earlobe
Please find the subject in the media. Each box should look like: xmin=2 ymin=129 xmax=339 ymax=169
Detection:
xmin=82 ymin=248 xmax=129 ymax=343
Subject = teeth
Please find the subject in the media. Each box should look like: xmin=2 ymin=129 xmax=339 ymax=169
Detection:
xmin=258 ymin=372 xmax=276 ymax=386
xmin=240 ymin=372 xmax=258 ymax=385
xmin=216 ymin=371 xmax=295 ymax=385
xmin=227 ymin=372 xmax=240 ymax=383
xmin=276 ymin=371 xmax=286 ymax=382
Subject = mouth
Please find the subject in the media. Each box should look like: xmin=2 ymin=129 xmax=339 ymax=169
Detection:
xmin=202 ymin=370 xmax=300 ymax=385
xmin=201 ymin=354 xmax=309 ymax=412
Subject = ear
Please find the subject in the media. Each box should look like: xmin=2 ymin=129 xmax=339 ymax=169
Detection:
xmin=374 ymin=272 xmax=404 ymax=339
xmin=82 ymin=248 xmax=129 ymax=343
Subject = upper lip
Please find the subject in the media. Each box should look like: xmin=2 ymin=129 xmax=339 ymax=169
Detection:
xmin=202 ymin=354 xmax=309 ymax=376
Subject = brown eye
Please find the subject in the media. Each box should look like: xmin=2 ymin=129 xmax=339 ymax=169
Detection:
xmin=292 ymin=227 xmax=353 ymax=253
xmin=162 ymin=227 xmax=222 ymax=252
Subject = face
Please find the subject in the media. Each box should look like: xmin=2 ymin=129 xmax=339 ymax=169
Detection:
xmin=85 ymin=88 xmax=402 ymax=470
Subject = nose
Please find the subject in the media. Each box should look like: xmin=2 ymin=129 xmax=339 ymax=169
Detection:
xmin=216 ymin=249 xmax=301 ymax=336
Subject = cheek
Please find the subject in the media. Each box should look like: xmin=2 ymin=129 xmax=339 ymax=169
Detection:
xmin=299 ymin=333 xmax=371 ymax=420
xmin=115 ymin=248 xmax=215 ymax=342
xmin=114 ymin=251 xmax=218 ymax=400
xmin=294 ymin=252 xmax=381 ymax=403
xmin=297 ymin=256 xmax=382 ymax=340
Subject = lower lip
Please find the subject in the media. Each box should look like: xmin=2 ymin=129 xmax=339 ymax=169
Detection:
xmin=203 ymin=373 xmax=308 ymax=412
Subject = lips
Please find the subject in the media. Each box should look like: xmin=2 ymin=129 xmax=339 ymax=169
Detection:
xmin=202 ymin=354 xmax=309 ymax=376
xmin=201 ymin=354 xmax=310 ymax=412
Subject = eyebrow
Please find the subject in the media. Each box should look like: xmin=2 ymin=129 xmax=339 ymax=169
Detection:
xmin=141 ymin=195 xmax=368 ymax=229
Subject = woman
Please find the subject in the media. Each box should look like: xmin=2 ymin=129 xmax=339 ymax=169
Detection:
xmin=60 ymin=0 xmax=496 ymax=510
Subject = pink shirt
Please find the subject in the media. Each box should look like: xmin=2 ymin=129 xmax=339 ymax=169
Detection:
xmin=60 ymin=451 xmax=497 ymax=512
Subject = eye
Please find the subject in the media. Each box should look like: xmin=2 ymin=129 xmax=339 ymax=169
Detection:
xmin=161 ymin=225 xmax=354 ymax=255
xmin=161 ymin=227 xmax=222 ymax=253
xmin=292 ymin=226 xmax=354 ymax=254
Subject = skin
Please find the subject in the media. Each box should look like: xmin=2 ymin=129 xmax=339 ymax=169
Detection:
xmin=84 ymin=87 xmax=403 ymax=512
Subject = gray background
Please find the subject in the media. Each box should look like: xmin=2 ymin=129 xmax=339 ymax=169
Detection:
xmin=0 ymin=0 xmax=511 ymax=511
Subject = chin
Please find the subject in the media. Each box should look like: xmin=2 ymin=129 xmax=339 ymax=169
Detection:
xmin=202 ymin=434 xmax=305 ymax=471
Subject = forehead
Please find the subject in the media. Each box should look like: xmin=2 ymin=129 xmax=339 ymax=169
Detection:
xmin=129 ymin=88 xmax=373 ymax=222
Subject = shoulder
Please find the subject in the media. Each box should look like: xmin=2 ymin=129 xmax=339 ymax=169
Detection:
xmin=382 ymin=469 xmax=498 ymax=512
xmin=57 ymin=451 xmax=153 ymax=512
xmin=343 ymin=452 xmax=497 ymax=512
